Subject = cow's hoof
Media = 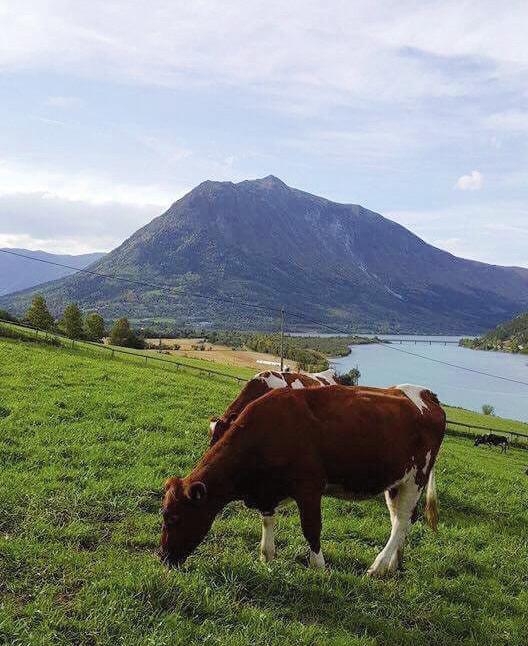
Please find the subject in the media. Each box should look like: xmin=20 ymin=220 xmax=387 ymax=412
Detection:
xmin=367 ymin=555 xmax=397 ymax=577
xmin=309 ymin=550 xmax=326 ymax=569
xmin=259 ymin=550 xmax=275 ymax=563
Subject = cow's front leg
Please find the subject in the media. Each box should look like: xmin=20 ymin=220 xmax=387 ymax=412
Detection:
xmin=259 ymin=513 xmax=276 ymax=562
xmin=296 ymin=491 xmax=325 ymax=569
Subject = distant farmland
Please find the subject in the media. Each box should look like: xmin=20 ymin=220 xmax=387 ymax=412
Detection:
xmin=1 ymin=336 xmax=527 ymax=645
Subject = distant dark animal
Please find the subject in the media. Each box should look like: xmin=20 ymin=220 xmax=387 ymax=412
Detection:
xmin=474 ymin=433 xmax=509 ymax=452
xmin=161 ymin=384 xmax=446 ymax=575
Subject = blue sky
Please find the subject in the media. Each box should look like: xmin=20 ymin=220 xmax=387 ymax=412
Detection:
xmin=0 ymin=1 xmax=527 ymax=266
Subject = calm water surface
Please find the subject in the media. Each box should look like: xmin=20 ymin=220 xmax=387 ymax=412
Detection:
xmin=331 ymin=336 xmax=528 ymax=422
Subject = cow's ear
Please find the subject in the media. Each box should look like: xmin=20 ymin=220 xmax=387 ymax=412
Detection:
xmin=164 ymin=476 xmax=182 ymax=492
xmin=187 ymin=481 xmax=207 ymax=502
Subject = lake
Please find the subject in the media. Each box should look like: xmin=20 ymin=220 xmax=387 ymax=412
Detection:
xmin=331 ymin=336 xmax=528 ymax=422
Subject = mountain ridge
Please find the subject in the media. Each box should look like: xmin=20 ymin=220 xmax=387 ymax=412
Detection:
xmin=0 ymin=248 xmax=106 ymax=296
xmin=2 ymin=177 xmax=528 ymax=333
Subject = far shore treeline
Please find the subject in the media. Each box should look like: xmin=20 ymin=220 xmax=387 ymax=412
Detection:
xmin=460 ymin=312 xmax=528 ymax=354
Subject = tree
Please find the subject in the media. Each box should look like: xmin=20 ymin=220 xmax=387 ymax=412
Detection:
xmin=337 ymin=367 xmax=361 ymax=386
xmin=25 ymin=295 xmax=54 ymax=330
xmin=85 ymin=313 xmax=106 ymax=342
xmin=482 ymin=404 xmax=495 ymax=416
xmin=60 ymin=303 xmax=84 ymax=339
xmin=109 ymin=317 xmax=145 ymax=349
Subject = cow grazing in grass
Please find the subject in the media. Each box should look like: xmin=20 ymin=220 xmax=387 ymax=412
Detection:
xmin=161 ymin=383 xmax=445 ymax=576
xmin=209 ymin=369 xmax=337 ymax=444
xmin=474 ymin=433 xmax=509 ymax=453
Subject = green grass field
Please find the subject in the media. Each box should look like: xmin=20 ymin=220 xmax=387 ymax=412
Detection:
xmin=1 ymin=336 xmax=528 ymax=645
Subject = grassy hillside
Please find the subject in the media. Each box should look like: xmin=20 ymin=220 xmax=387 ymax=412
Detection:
xmin=444 ymin=404 xmax=528 ymax=436
xmin=1 ymin=338 xmax=528 ymax=645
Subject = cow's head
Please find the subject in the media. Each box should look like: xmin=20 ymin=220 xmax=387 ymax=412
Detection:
xmin=160 ymin=476 xmax=216 ymax=567
xmin=474 ymin=435 xmax=484 ymax=446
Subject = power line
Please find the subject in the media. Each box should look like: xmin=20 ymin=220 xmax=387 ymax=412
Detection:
xmin=0 ymin=248 xmax=280 ymax=317
xmin=2 ymin=247 xmax=527 ymax=388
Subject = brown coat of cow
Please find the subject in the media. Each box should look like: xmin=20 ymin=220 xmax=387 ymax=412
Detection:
xmin=162 ymin=384 xmax=445 ymax=575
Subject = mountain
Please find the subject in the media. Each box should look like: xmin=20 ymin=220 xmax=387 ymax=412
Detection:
xmin=460 ymin=312 xmax=528 ymax=353
xmin=0 ymin=249 xmax=106 ymax=296
xmin=2 ymin=176 xmax=528 ymax=333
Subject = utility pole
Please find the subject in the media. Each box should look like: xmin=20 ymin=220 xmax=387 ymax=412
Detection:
xmin=280 ymin=306 xmax=285 ymax=372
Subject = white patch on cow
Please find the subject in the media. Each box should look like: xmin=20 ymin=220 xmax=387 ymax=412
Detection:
xmin=309 ymin=550 xmax=325 ymax=569
xmin=290 ymin=379 xmax=305 ymax=389
xmin=259 ymin=515 xmax=276 ymax=563
xmin=312 ymin=368 xmax=337 ymax=385
xmin=423 ymin=450 xmax=432 ymax=475
xmin=396 ymin=384 xmax=428 ymax=413
xmin=259 ymin=372 xmax=288 ymax=389
xmin=209 ymin=420 xmax=217 ymax=434
xmin=368 ymin=466 xmax=422 ymax=577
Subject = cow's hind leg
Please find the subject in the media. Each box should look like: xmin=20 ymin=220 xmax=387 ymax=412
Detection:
xmin=368 ymin=474 xmax=422 ymax=577
xmin=259 ymin=513 xmax=276 ymax=562
xmin=297 ymin=492 xmax=325 ymax=568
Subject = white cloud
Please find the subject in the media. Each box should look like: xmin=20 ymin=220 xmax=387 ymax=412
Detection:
xmin=0 ymin=233 xmax=104 ymax=255
xmin=0 ymin=159 xmax=177 ymax=206
xmin=455 ymin=170 xmax=483 ymax=191
xmin=0 ymin=192 xmax=161 ymax=254
xmin=0 ymin=159 xmax=188 ymax=254
xmin=46 ymin=95 xmax=83 ymax=109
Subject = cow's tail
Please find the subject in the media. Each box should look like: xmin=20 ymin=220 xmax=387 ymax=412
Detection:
xmin=424 ymin=467 xmax=439 ymax=531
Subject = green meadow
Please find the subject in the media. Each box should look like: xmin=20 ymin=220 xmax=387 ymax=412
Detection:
xmin=1 ymin=336 xmax=527 ymax=645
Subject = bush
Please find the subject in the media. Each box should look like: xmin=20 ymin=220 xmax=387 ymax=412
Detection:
xmin=109 ymin=318 xmax=145 ymax=349
xmin=0 ymin=309 xmax=18 ymax=323
xmin=337 ymin=367 xmax=361 ymax=386
xmin=482 ymin=404 xmax=495 ymax=416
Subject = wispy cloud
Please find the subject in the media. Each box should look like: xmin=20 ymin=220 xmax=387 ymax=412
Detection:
xmin=484 ymin=110 xmax=528 ymax=132
xmin=2 ymin=2 xmax=527 ymax=110
xmin=46 ymin=95 xmax=83 ymax=109
xmin=386 ymin=201 xmax=528 ymax=267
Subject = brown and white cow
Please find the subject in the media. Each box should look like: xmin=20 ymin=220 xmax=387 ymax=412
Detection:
xmin=161 ymin=383 xmax=445 ymax=575
xmin=209 ymin=368 xmax=337 ymax=444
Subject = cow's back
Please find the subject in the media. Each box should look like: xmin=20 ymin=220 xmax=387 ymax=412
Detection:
xmin=230 ymin=385 xmax=445 ymax=497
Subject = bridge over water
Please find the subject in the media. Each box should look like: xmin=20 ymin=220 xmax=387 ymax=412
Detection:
xmin=386 ymin=338 xmax=459 ymax=345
